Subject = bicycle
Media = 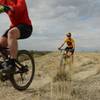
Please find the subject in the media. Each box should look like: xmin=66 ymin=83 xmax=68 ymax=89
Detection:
xmin=0 ymin=47 xmax=35 ymax=91
xmin=56 ymin=48 xmax=73 ymax=81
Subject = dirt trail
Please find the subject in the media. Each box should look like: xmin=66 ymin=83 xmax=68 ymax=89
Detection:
xmin=0 ymin=52 xmax=100 ymax=100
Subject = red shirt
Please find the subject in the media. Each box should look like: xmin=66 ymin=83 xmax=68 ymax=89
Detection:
xmin=0 ymin=0 xmax=32 ymax=27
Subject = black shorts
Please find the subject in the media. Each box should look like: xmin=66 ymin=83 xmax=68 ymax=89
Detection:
xmin=65 ymin=47 xmax=75 ymax=54
xmin=3 ymin=24 xmax=33 ymax=39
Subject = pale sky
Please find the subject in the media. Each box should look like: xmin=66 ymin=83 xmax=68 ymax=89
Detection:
xmin=0 ymin=0 xmax=100 ymax=51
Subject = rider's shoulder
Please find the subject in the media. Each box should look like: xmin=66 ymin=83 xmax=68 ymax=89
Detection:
xmin=71 ymin=38 xmax=75 ymax=42
xmin=64 ymin=37 xmax=68 ymax=42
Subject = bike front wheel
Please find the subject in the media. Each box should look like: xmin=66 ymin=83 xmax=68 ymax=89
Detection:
xmin=10 ymin=50 xmax=35 ymax=91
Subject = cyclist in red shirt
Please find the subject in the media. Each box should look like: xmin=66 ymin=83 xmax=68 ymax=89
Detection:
xmin=0 ymin=0 xmax=33 ymax=73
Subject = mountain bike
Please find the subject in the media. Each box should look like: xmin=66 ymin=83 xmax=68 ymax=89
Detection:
xmin=0 ymin=47 xmax=35 ymax=91
xmin=56 ymin=48 xmax=73 ymax=81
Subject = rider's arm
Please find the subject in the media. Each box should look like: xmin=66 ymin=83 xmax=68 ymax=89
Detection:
xmin=59 ymin=42 xmax=66 ymax=49
xmin=59 ymin=38 xmax=67 ymax=49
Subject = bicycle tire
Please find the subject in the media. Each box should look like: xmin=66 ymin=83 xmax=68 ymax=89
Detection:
xmin=60 ymin=55 xmax=66 ymax=67
xmin=10 ymin=50 xmax=35 ymax=91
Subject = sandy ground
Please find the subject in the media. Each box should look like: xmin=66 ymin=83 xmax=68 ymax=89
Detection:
xmin=0 ymin=52 xmax=100 ymax=100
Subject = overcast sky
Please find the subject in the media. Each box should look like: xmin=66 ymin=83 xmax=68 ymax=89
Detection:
xmin=0 ymin=0 xmax=100 ymax=51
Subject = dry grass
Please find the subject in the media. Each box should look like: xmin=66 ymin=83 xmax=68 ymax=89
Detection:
xmin=0 ymin=52 xmax=100 ymax=100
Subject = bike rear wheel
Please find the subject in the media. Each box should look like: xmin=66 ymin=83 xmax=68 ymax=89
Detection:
xmin=10 ymin=50 xmax=35 ymax=91
xmin=57 ymin=55 xmax=71 ymax=81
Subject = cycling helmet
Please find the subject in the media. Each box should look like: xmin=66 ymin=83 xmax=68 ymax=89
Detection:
xmin=66 ymin=32 xmax=71 ymax=37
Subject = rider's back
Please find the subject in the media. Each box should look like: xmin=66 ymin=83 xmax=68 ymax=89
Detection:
xmin=64 ymin=37 xmax=75 ymax=48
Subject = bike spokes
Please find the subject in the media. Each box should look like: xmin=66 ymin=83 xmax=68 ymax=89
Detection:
xmin=9 ymin=50 xmax=35 ymax=91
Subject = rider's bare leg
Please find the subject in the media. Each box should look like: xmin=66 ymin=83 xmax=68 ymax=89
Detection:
xmin=0 ymin=37 xmax=8 ymax=47
xmin=8 ymin=27 xmax=20 ymax=59
xmin=65 ymin=51 xmax=68 ymax=57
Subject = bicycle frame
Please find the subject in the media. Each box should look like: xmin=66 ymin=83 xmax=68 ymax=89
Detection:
xmin=0 ymin=47 xmax=24 ymax=72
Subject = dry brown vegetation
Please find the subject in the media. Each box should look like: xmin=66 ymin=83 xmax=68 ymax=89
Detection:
xmin=0 ymin=52 xmax=100 ymax=100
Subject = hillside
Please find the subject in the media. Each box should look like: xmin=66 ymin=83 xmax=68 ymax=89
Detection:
xmin=0 ymin=52 xmax=100 ymax=100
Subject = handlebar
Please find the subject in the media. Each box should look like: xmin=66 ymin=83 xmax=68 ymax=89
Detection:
xmin=58 ymin=47 xmax=65 ymax=50
xmin=58 ymin=48 xmax=65 ymax=52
